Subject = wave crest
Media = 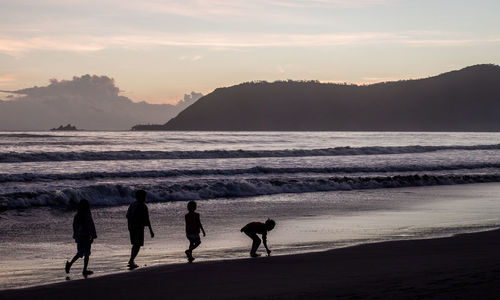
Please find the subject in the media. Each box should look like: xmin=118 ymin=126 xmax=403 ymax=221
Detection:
xmin=2 ymin=143 xmax=500 ymax=162
xmin=2 ymin=163 xmax=500 ymax=183
xmin=2 ymin=174 xmax=499 ymax=211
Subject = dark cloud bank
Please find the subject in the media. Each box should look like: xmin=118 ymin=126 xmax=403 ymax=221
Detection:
xmin=0 ymin=75 xmax=202 ymax=130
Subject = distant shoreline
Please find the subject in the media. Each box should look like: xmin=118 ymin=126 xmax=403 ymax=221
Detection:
xmin=2 ymin=228 xmax=500 ymax=299
xmin=130 ymin=128 xmax=500 ymax=132
xmin=4 ymin=129 xmax=500 ymax=133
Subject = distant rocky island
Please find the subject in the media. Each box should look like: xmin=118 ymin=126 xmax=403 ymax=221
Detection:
xmin=51 ymin=124 xmax=78 ymax=131
xmin=134 ymin=64 xmax=500 ymax=131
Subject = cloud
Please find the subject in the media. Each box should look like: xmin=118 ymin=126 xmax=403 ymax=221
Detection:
xmin=269 ymin=0 xmax=393 ymax=9
xmin=123 ymin=0 xmax=244 ymax=18
xmin=1 ymin=1 xmax=498 ymax=57
xmin=404 ymin=37 xmax=500 ymax=47
xmin=176 ymin=91 xmax=204 ymax=109
xmin=19 ymin=0 xmax=249 ymax=19
xmin=0 ymin=74 xmax=203 ymax=130
xmin=0 ymin=74 xmax=17 ymax=82
xmin=42 ymin=0 xmax=394 ymax=17
xmin=0 ymin=35 xmax=105 ymax=56
xmin=10 ymin=75 xmax=120 ymax=98
xmin=177 ymin=54 xmax=204 ymax=61
xmin=3 ymin=31 xmax=499 ymax=57
xmin=0 ymin=74 xmax=19 ymax=88
xmin=360 ymin=77 xmax=401 ymax=84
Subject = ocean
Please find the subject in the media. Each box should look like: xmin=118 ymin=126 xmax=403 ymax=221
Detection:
xmin=1 ymin=131 xmax=500 ymax=289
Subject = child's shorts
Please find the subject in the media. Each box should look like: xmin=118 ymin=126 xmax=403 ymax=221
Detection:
xmin=129 ymin=228 xmax=144 ymax=246
xmin=76 ymin=239 xmax=92 ymax=257
xmin=186 ymin=234 xmax=201 ymax=244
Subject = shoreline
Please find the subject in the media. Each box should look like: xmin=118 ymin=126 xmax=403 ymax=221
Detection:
xmin=2 ymin=228 xmax=500 ymax=299
xmin=3 ymin=182 xmax=500 ymax=292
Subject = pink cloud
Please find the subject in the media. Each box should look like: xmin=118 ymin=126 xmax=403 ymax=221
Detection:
xmin=2 ymin=31 xmax=499 ymax=56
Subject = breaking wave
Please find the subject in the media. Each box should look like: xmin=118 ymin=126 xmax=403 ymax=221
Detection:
xmin=2 ymin=143 xmax=500 ymax=162
xmin=2 ymin=174 xmax=500 ymax=210
xmin=2 ymin=163 xmax=500 ymax=183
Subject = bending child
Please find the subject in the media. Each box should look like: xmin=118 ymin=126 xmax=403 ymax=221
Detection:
xmin=184 ymin=201 xmax=206 ymax=262
xmin=65 ymin=199 xmax=97 ymax=277
xmin=241 ymin=219 xmax=275 ymax=258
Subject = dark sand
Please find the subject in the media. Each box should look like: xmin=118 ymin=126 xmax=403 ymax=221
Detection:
xmin=2 ymin=229 xmax=500 ymax=299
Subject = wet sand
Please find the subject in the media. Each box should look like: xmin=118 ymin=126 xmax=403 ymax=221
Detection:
xmin=2 ymin=229 xmax=500 ymax=299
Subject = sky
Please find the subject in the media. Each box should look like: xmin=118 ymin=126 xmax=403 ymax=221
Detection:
xmin=1 ymin=0 xmax=500 ymax=104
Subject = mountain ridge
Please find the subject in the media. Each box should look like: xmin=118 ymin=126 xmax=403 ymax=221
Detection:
xmin=158 ymin=64 xmax=500 ymax=131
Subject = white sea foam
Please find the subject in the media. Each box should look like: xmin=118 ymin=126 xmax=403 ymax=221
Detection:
xmin=1 ymin=163 xmax=500 ymax=183
xmin=2 ymin=144 xmax=500 ymax=162
xmin=2 ymin=174 xmax=500 ymax=210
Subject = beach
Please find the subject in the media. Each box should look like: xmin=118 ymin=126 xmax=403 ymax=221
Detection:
xmin=2 ymin=182 xmax=500 ymax=290
xmin=2 ymin=131 xmax=500 ymax=293
xmin=2 ymin=228 xmax=499 ymax=299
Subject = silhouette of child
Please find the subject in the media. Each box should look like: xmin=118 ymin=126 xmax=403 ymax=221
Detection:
xmin=184 ymin=201 xmax=206 ymax=262
xmin=241 ymin=219 xmax=276 ymax=257
xmin=65 ymin=199 xmax=97 ymax=277
xmin=126 ymin=189 xmax=154 ymax=269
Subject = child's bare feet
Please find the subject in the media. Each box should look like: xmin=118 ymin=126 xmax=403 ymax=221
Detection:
xmin=185 ymin=250 xmax=195 ymax=262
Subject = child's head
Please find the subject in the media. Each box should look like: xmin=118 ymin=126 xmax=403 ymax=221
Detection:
xmin=77 ymin=198 xmax=90 ymax=215
xmin=187 ymin=200 xmax=197 ymax=212
xmin=135 ymin=189 xmax=147 ymax=203
xmin=265 ymin=219 xmax=276 ymax=231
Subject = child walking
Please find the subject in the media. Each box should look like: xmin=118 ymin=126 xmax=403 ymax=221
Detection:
xmin=184 ymin=201 xmax=206 ymax=262
xmin=126 ymin=189 xmax=154 ymax=269
xmin=65 ymin=199 xmax=97 ymax=277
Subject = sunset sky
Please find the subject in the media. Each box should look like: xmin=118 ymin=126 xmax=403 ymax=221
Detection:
xmin=1 ymin=0 xmax=500 ymax=104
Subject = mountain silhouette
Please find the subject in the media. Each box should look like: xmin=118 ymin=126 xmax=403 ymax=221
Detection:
xmin=158 ymin=64 xmax=500 ymax=131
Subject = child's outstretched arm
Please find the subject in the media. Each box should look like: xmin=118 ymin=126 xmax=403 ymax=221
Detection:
xmin=262 ymin=233 xmax=271 ymax=256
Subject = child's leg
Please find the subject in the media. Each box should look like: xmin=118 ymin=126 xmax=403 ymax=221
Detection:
xmin=188 ymin=239 xmax=201 ymax=251
xmin=66 ymin=253 xmax=80 ymax=273
xmin=70 ymin=254 xmax=80 ymax=265
xmin=83 ymin=254 xmax=89 ymax=272
xmin=244 ymin=232 xmax=261 ymax=255
xmin=129 ymin=245 xmax=140 ymax=264
xmin=250 ymin=236 xmax=261 ymax=255
xmin=82 ymin=254 xmax=94 ymax=276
